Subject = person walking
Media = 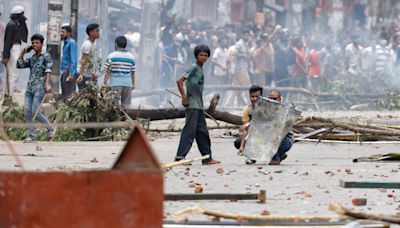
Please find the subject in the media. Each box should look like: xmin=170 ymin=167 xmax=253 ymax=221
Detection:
xmin=17 ymin=34 xmax=53 ymax=142
xmin=174 ymin=45 xmax=220 ymax=165
xmin=103 ymin=36 xmax=136 ymax=108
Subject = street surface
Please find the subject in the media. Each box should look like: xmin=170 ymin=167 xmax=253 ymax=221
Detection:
xmin=0 ymin=111 xmax=400 ymax=225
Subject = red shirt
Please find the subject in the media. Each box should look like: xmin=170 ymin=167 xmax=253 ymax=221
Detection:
xmin=308 ymin=49 xmax=321 ymax=77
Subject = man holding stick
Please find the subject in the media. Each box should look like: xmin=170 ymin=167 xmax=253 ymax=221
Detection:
xmin=174 ymin=45 xmax=220 ymax=165
xmin=17 ymin=34 xmax=53 ymax=142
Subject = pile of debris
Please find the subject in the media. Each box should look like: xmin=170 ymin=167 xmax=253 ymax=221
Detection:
xmin=294 ymin=116 xmax=400 ymax=142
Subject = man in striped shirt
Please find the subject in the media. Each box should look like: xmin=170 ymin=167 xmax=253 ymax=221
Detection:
xmin=103 ymin=36 xmax=136 ymax=108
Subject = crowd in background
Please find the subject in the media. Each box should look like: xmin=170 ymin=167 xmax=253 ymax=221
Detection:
xmin=159 ymin=1 xmax=400 ymax=106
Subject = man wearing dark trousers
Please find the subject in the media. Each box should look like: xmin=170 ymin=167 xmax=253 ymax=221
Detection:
xmin=59 ymin=25 xmax=77 ymax=99
xmin=175 ymin=45 xmax=220 ymax=165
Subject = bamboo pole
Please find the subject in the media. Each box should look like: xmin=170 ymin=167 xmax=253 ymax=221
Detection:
xmin=162 ymin=155 xmax=210 ymax=169
xmin=175 ymin=206 xmax=338 ymax=222
xmin=329 ymin=203 xmax=400 ymax=224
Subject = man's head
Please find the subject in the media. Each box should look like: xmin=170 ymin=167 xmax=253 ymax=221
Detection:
xmin=10 ymin=5 xmax=25 ymax=21
xmin=249 ymin=85 xmax=263 ymax=106
xmin=268 ymin=90 xmax=282 ymax=102
xmin=115 ymin=36 xmax=127 ymax=50
xmin=30 ymin=34 xmax=44 ymax=53
xmin=86 ymin=23 xmax=100 ymax=39
xmin=194 ymin=45 xmax=210 ymax=64
xmin=60 ymin=25 xmax=72 ymax=40
xmin=241 ymin=29 xmax=251 ymax=42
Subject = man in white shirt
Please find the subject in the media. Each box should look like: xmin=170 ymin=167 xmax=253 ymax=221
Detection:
xmin=77 ymin=23 xmax=100 ymax=91
xmin=345 ymin=36 xmax=363 ymax=76
xmin=211 ymin=38 xmax=228 ymax=85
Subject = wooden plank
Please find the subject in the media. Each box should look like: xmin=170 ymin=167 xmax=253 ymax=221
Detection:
xmin=340 ymin=180 xmax=400 ymax=189
xmin=298 ymin=128 xmax=328 ymax=139
xmin=165 ymin=193 xmax=259 ymax=201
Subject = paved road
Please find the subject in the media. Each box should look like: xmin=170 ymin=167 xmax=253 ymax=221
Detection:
xmin=1 ymin=127 xmax=399 ymax=223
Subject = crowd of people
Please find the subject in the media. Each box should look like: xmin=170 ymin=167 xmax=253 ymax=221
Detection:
xmin=159 ymin=10 xmax=400 ymax=106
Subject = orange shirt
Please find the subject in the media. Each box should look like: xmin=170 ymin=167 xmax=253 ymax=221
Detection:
xmin=308 ymin=49 xmax=321 ymax=77
xmin=291 ymin=47 xmax=307 ymax=77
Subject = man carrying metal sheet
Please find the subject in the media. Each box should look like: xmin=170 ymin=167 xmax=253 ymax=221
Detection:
xmin=234 ymin=86 xmax=294 ymax=165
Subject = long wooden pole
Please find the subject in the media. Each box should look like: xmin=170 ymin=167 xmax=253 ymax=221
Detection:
xmin=175 ymin=206 xmax=337 ymax=222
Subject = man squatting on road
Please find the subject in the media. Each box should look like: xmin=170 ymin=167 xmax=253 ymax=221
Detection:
xmin=234 ymin=86 xmax=294 ymax=165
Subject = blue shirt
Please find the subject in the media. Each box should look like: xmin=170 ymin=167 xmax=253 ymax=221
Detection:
xmin=60 ymin=37 xmax=77 ymax=77
xmin=104 ymin=50 xmax=136 ymax=87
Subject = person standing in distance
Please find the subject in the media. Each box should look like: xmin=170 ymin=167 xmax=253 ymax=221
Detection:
xmin=59 ymin=25 xmax=77 ymax=99
xmin=77 ymin=23 xmax=100 ymax=90
xmin=103 ymin=36 xmax=136 ymax=108
xmin=2 ymin=5 xmax=28 ymax=96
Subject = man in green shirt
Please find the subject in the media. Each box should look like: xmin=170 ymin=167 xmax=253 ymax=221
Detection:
xmin=175 ymin=45 xmax=220 ymax=165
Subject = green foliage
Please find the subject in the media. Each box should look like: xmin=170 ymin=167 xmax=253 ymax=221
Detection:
xmin=49 ymin=83 xmax=131 ymax=141
xmin=1 ymin=83 xmax=134 ymax=141
xmin=0 ymin=106 xmax=27 ymax=140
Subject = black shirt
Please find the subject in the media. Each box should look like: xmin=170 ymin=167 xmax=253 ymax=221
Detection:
xmin=3 ymin=19 xmax=25 ymax=58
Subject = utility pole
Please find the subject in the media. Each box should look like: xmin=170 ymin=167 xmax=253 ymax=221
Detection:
xmin=47 ymin=0 xmax=63 ymax=92
xmin=137 ymin=0 xmax=161 ymax=90
xmin=70 ymin=0 xmax=78 ymax=40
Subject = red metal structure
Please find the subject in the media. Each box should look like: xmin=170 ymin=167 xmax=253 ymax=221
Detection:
xmin=0 ymin=125 xmax=163 ymax=227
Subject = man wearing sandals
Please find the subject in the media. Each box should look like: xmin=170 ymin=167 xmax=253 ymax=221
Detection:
xmin=174 ymin=45 xmax=220 ymax=165
xmin=234 ymin=86 xmax=293 ymax=165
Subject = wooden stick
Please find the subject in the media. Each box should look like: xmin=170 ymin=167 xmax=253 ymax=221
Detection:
xmin=295 ymin=138 xmax=400 ymax=144
xmin=175 ymin=206 xmax=337 ymax=222
xmin=162 ymin=155 xmax=210 ymax=169
xmin=0 ymin=121 xmax=134 ymax=129
xmin=33 ymin=94 xmax=47 ymax=120
xmin=329 ymin=203 xmax=400 ymax=224
xmin=0 ymin=97 xmax=24 ymax=170
xmin=165 ymin=190 xmax=266 ymax=203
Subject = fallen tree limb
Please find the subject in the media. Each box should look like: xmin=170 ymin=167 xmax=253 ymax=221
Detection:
xmin=329 ymin=203 xmax=400 ymax=224
xmin=125 ymin=108 xmax=242 ymax=125
xmin=297 ymin=116 xmax=400 ymax=131
xmin=296 ymin=138 xmax=400 ymax=144
xmin=175 ymin=206 xmax=338 ymax=222
xmin=296 ymin=122 xmax=400 ymax=137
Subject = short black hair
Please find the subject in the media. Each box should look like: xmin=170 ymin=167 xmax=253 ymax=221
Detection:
xmin=61 ymin=25 xmax=72 ymax=33
xmin=242 ymin=29 xmax=251 ymax=35
xmin=194 ymin=45 xmax=210 ymax=59
xmin=86 ymin=23 xmax=99 ymax=36
xmin=115 ymin=36 xmax=127 ymax=49
xmin=31 ymin=34 xmax=44 ymax=43
xmin=249 ymin=85 xmax=263 ymax=96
